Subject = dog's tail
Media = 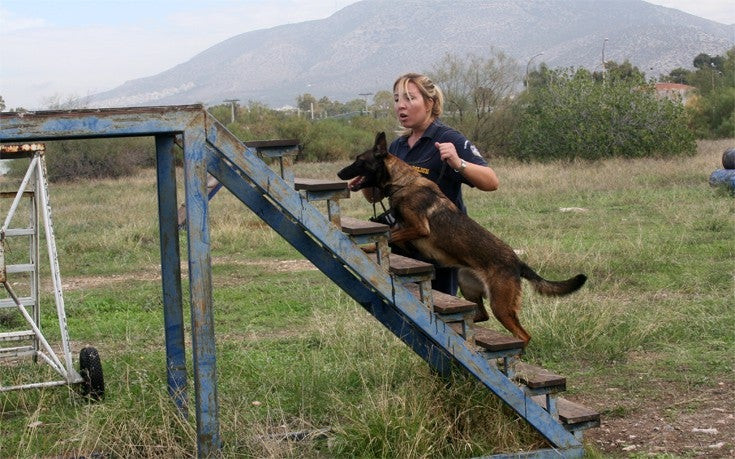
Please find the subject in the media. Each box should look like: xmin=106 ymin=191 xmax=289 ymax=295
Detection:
xmin=520 ymin=262 xmax=587 ymax=296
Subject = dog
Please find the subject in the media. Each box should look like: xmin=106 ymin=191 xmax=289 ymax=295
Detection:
xmin=337 ymin=132 xmax=587 ymax=346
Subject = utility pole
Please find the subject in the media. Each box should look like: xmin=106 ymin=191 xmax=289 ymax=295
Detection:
xmin=223 ymin=99 xmax=239 ymax=124
xmin=525 ymin=53 xmax=544 ymax=89
xmin=601 ymin=38 xmax=609 ymax=83
xmin=358 ymin=92 xmax=373 ymax=114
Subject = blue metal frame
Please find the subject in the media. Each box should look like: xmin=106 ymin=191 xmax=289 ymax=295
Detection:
xmin=0 ymin=106 xmax=584 ymax=458
xmin=155 ymin=135 xmax=188 ymax=417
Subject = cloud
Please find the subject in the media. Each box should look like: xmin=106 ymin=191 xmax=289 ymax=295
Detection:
xmin=0 ymin=7 xmax=47 ymax=32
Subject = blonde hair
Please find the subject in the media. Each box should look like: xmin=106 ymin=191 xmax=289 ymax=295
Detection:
xmin=393 ymin=73 xmax=444 ymax=132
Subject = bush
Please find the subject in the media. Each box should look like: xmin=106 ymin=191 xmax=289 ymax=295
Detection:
xmin=510 ymin=68 xmax=696 ymax=161
xmin=6 ymin=137 xmax=156 ymax=182
xmin=300 ymin=119 xmax=374 ymax=162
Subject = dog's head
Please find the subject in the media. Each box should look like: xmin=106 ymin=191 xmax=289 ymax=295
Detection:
xmin=337 ymin=132 xmax=389 ymax=192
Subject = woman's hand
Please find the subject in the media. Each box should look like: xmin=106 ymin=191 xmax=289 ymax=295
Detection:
xmin=435 ymin=141 xmax=499 ymax=191
xmin=435 ymin=142 xmax=461 ymax=170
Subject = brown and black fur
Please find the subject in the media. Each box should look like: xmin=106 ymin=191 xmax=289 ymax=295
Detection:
xmin=338 ymin=132 xmax=587 ymax=346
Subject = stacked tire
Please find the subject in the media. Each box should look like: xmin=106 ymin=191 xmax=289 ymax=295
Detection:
xmin=709 ymin=147 xmax=735 ymax=193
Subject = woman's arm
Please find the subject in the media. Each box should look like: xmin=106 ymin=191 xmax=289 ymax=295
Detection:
xmin=435 ymin=141 xmax=499 ymax=191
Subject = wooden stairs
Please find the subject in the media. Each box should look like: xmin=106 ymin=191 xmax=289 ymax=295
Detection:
xmin=194 ymin=138 xmax=601 ymax=456
xmin=0 ymin=107 xmax=599 ymax=458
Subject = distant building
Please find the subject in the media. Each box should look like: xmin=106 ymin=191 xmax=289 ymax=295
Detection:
xmin=654 ymin=82 xmax=697 ymax=105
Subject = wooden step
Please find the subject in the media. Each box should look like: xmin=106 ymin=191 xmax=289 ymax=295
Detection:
xmin=339 ymin=216 xmax=389 ymax=236
xmin=532 ymin=396 xmax=600 ymax=430
xmin=368 ymin=253 xmax=433 ymax=276
xmin=513 ymin=362 xmax=566 ymax=392
xmin=404 ymin=284 xmax=476 ymax=315
xmin=244 ymin=138 xmax=299 ymax=155
xmin=473 ymin=327 xmax=525 ymax=352
xmin=293 ymin=178 xmax=348 ymax=192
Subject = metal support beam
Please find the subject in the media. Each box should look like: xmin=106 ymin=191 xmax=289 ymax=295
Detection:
xmin=183 ymin=128 xmax=221 ymax=456
xmin=155 ymin=134 xmax=188 ymax=418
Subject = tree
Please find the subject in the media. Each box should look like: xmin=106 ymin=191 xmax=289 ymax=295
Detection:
xmin=0 ymin=95 xmax=5 ymax=112
xmin=297 ymin=93 xmax=318 ymax=118
xmin=687 ymin=46 xmax=735 ymax=138
xmin=510 ymin=67 xmax=695 ymax=161
xmin=371 ymin=90 xmax=394 ymax=117
xmin=526 ymin=63 xmax=556 ymax=89
xmin=662 ymin=67 xmax=692 ymax=85
xmin=692 ymin=53 xmax=724 ymax=72
xmin=430 ymin=51 xmax=520 ymax=155
xmin=593 ymin=60 xmax=646 ymax=85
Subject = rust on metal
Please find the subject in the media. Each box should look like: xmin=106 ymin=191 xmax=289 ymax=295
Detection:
xmin=0 ymin=143 xmax=45 ymax=153
xmin=0 ymin=143 xmax=45 ymax=160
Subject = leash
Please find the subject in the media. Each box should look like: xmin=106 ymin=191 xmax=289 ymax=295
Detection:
xmin=370 ymin=186 xmax=395 ymax=227
xmin=437 ymin=160 xmax=448 ymax=182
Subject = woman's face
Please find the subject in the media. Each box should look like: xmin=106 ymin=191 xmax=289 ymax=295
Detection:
xmin=394 ymin=81 xmax=433 ymax=131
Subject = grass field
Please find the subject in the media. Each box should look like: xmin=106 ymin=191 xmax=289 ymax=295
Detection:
xmin=1 ymin=139 xmax=733 ymax=457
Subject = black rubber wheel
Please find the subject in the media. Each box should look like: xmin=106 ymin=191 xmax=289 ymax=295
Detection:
xmin=722 ymin=148 xmax=735 ymax=169
xmin=79 ymin=346 xmax=105 ymax=400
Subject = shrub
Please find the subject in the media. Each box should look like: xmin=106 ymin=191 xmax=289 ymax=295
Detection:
xmin=510 ymin=68 xmax=696 ymax=161
xmin=6 ymin=137 xmax=156 ymax=182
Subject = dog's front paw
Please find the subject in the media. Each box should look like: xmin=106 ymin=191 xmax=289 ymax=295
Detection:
xmin=360 ymin=243 xmax=377 ymax=253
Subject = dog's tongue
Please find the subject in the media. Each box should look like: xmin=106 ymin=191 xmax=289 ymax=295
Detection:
xmin=349 ymin=176 xmax=365 ymax=191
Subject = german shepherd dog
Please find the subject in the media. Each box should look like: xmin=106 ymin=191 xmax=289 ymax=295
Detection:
xmin=337 ymin=132 xmax=586 ymax=346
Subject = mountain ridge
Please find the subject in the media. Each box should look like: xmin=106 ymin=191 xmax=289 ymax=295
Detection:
xmin=88 ymin=0 xmax=734 ymax=109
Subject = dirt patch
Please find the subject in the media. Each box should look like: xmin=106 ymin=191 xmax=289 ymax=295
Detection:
xmin=59 ymin=258 xmax=317 ymax=291
xmin=578 ymin=379 xmax=734 ymax=457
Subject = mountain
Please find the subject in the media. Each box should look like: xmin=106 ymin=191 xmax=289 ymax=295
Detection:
xmin=88 ymin=0 xmax=734 ymax=109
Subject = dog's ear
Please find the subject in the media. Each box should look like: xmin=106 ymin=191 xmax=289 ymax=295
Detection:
xmin=374 ymin=132 xmax=388 ymax=158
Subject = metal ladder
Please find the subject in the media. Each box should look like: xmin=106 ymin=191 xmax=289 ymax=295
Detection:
xmin=0 ymin=144 xmax=84 ymax=392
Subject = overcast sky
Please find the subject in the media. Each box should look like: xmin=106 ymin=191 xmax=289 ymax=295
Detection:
xmin=1 ymin=0 xmax=733 ymax=110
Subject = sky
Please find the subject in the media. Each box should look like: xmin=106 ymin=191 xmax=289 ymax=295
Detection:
xmin=1 ymin=0 xmax=733 ymax=111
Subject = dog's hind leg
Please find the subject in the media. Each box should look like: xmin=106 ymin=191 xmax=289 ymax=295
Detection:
xmin=458 ymin=268 xmax=489 ymax=323
xmin=486 ymin=276 xmax=531 ymax=346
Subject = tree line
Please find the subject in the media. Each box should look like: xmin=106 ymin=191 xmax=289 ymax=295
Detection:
xmin=1 ymin=47 xmax=732 ymax=180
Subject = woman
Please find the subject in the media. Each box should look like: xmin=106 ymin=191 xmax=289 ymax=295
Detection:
xmin=357 ymin=72 xmax=499 ymax=295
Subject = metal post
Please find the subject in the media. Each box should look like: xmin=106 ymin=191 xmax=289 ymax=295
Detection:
xmin=525 ymin=53 xmax=544 ymax=89
xmin=36 ymin=153 xmax=75 ymax=378
xmin=183 ymin=129 xmax=220 ymax=457
xmin=155 ymin=135 xmax=188 ymax=418
xmin=602 ymin=38 xmax=609 ymax=83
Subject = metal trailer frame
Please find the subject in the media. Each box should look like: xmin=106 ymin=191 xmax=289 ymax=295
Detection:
xmin=0 ymin=145 xmax=86 ymax=391
xmin=0 ymin=106 xmax=586 ymax=458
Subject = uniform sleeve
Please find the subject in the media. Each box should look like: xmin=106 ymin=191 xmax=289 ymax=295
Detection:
xmin=457 ymin=138 xmax=488 ymax=167
xmin=448 ymin=135 xmax=488 ymax=187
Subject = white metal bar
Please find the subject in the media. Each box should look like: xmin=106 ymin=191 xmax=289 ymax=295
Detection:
xmin=0 ymin=345 xmax=34 ymax=355
xmin=2 ymin=281 xmax=66 ymax=376
xmin=0 ymin=379 xmax=72 ymax=392
xmin=0 ymin=297 xmax=34 ymax=308
xmin=31 ymin=176 xmax=40 ymax=354
xmin=1 ymin=155 xmax=39 ymax=234
xmin=4 ymin=228 xmax=35 ymax=237
xmin=0 ymin=330 xmax=36 ymax=341
xmin=36 ymin=154 xmax=75 ymax=376
xmin=35 ymin=350 xmax=81 ymax=382
xmin=6 ymin=263 xmax=35 ymax=273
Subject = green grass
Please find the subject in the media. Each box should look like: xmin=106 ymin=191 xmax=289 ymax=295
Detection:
xmin=1 ymin=139 xmax=733 ymax=457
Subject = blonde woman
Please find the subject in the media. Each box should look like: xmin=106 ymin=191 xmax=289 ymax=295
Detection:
xmin=357 ymin=73 xmax=499 ymax=296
